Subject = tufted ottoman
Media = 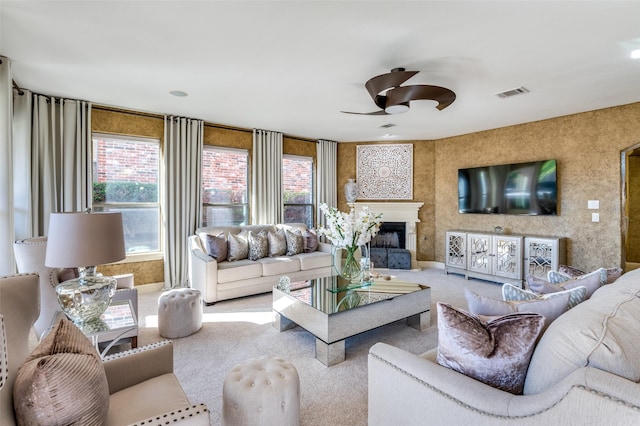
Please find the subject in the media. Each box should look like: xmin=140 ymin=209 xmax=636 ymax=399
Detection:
xmin=158 ymin=288 xmax=202 ymax=338
xmin=222 ymin=357 xmax=300 ymax=426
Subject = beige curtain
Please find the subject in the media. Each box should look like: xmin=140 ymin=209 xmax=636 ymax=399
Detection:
xmin=252 ymin=129 xmax=283 ymax=224
xmin=30 ymin=94 xmax=92 ymax=234
xmin=0 ymin=57 xmax=14 ymax=275
xmin=164 ymin=116 xmax=203 ymax=289
xmin=316 ymin=139 xmax=337 ymax=228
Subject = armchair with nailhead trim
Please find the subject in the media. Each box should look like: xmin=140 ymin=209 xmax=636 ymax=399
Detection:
xmin=0 ymin=273 xmax=210 ymax=426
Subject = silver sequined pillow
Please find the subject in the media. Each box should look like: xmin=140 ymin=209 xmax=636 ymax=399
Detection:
xmin=248 ymin=230 xmax=268 ymax=260
xmin=285 ymin=229 xmax=304 ymax=256
xmin=268 ymin=229 xmax=287 ymax=257
xmin=227 ymin=232 xmax=249 ymax=261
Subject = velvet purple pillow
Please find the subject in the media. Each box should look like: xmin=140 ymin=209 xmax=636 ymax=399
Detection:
xmin=303 ymin=228 xmax=319 ymax=253
xmin=528 ymin=268 xmax=606 ymax=298
xmin=436 ymin=302 xmax=544 ymax=394
xmin=205 ymin=233 xmax=228 ymax=262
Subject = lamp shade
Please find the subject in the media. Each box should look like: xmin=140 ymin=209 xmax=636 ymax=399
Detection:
xmin=45 ymin=212 xmax=126 ymax=268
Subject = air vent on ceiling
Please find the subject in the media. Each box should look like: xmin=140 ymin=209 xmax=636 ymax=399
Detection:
xmin=380 ymin=123 xmax=397 ymax=128
xmin=496 ymin=86 xmax=530 ymax=99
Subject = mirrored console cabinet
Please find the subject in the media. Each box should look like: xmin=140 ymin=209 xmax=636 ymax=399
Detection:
xmin=445 ymin=230 xmax=566 ymax=287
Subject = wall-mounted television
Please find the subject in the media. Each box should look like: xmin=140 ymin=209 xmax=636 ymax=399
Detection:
xmin=458 ymin=159 xmax=557 ymax=215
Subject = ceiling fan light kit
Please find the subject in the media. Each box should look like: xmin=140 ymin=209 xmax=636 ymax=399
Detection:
xmin=343 ymin=67 xmax=456 ymax=115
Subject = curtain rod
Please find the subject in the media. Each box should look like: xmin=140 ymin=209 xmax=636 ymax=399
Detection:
xmin=12 ymin=80 xmax=24 ymax=96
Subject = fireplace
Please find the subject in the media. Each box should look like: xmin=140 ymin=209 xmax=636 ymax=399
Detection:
xmin=372 ymin=222 xmax=406 ymax=249
xmin=350 ymin=202 xmax=424 ymax=268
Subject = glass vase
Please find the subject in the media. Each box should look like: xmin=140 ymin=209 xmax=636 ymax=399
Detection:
xmin=333 ymin=245 xmax=363 ymax=282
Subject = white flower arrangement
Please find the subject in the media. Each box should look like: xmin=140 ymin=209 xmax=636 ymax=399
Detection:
xmin=318 ymin=203 xmax=383 ymax=250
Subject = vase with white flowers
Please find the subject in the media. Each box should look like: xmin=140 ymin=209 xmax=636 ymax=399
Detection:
xmin=318 ymin=203 xmax=383 ymax=282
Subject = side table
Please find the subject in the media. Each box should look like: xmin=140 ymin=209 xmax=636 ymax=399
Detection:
xmin=49 ymin=299 xmax=138 ymax=358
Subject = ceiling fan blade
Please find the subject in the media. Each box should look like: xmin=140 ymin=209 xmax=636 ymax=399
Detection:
xmin=341 ymin=110 xmax=388 ymax=115
xmin=365 ymin=70 xmax=419 ymax=102
xmin=386 ymin=85 xmax=456 ymax=111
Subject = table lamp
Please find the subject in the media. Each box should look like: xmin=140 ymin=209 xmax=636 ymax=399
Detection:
xmin=45 ymin=211 xmax=126 ymax=325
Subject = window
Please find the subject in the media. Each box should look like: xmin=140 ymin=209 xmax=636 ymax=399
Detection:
xmin=283 ymin=155 xmax=314 ymax=228
xmin=201 ymin=146 xmax=249 ymax=226
xmin=92 ymin=134 xmax=161 ymax=256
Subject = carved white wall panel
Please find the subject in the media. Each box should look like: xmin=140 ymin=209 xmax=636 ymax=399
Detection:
xmin=356 ymin=144 xmax=413 ymax=199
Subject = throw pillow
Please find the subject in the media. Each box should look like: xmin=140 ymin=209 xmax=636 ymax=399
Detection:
xmin=303 ymin=228 xmax=319 ymax=253
xmin=267 ymin=229 xmax=287 ymax=257
xmin=285 ymin=229 xmax=304 ymax=256
xmin=502 ymin=282 xmax=587 ymax=309
xmin=558 ymin=264 xmax=586 ymax=278
xmin=205 ymin=233 xmax=228 ymax=262
xmin=547 ymin=270 xmax=571 ymax=284
xmin=248 ymin=230 xmax=269 ymax=261
xmin=436 ymin=303 xmax=544 ymax=394
xmin=465 ymin=289 xmax=569 ymax=331
xmin=227 ymin=232 xmax=249 ymax=261
xmin=558 ymin=265 xmax=622 ymax=284
xmin=13 ymin=317 xmax=109 ymax=426
xmin=58 ymin=267 xmax=79 ymax=283
xmin=528 ymin=268 xmax=606 ymax=298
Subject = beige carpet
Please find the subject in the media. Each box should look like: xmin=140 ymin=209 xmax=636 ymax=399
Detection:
xmin=136 ymin=268 xmax=503 ymax=426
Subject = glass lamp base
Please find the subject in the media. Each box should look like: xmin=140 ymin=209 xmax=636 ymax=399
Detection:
xmin=55 ymin=274 xmax=116 ymax=325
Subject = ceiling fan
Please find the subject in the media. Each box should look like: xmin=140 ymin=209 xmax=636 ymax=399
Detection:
xmin=342 ymin=67 xmax=456 ymax=115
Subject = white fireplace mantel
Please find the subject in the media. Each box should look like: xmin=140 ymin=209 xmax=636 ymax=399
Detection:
xmin=349 ymin=202 xmax=424 ymax=268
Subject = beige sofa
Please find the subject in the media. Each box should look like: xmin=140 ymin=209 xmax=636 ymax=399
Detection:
xmin=1 ymin=273 xmax=209 ymax=426
xmin=368 ymin=268 xmax=640 ymax=425
xmin=188 ymin=223 xmax=332 ymax=304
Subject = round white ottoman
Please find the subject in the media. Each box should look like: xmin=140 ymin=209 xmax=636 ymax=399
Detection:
xmin=222 ymin=357 xmax=300 ymax=426
xmin=158 ymin=288 xmax=202 ymax=338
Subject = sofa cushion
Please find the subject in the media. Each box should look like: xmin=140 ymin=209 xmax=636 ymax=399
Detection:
xmin=285 ymin=229 xmax=304 ymax=256
xmin=228 ymin=232 xmax=249 ymax=261
xmin=295 ymin=251 xmax=332 ymax=270
xmin=248 ymin=230 xmax=268 ymax=261
xmin=217 ymin=260 xmax=263 ymax=283
xmin=268 ymin=229 xmax=287 ymax=257
xmin=205 ymin=233 xmax=228 ymax=262
xmin=502 ymin=283 xmax=587 ymax=309
xmin=527 ymin=268 xmax=606 ymax=298
xmin=13 ymin=317 xmax=109 ymax=426
xmin=303 ymin=228 xmax=319 ymax=253
xmin=258 ymin=256 xmax=301 ymax=276
xmin=524 ymin=272 xmax=640 ymax=395
xmin=436 ymin=303 xmax=544 ymax=394
xmin=465 ymin=289 xmax=569 ymax=331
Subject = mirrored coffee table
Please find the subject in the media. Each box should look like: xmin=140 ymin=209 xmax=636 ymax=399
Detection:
xmin=273 ymin=274 xmax=431 ymax=366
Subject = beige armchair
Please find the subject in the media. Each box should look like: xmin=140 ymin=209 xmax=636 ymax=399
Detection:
xmin=0 ymin=273 xmax=210 ymax=425
xmin=13 ymin=237 xmax=138 ymax=345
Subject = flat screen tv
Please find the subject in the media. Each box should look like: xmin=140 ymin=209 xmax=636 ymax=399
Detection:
xmin=458 ymin=159 xmax=557 ymax=215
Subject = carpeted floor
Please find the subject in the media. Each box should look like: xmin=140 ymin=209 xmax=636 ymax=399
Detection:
xmin=135 ymin=267 xmax=503 ymax=426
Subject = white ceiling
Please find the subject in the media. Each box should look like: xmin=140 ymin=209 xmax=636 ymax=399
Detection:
xmin=2 ymin=1 xmax=640 ymax=142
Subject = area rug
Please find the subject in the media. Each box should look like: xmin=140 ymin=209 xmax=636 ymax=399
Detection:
xmin=136 ymin=268 xmax=502 ymax=425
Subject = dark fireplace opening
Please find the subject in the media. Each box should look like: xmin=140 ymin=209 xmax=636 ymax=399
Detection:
xmin=371 ymin=222 xmax=406 ymax=249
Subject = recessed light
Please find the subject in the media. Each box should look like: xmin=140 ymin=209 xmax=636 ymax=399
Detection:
xmin=169 ymin=90 xmax=188 ymax=97
xmin=631 ymin=49 xmax=640 ymax=59
xmin=382 ymin=133 xmax=395 ymax=139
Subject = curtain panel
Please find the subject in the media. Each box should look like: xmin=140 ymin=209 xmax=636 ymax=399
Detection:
xmin=316 ymin=139 xmax=337 ymax=229
xmin=251 ymin=129 xmax=283 ymax=225
xmin=30 ymin=95 xmax=92 ymax=235
xmin=0 ymin=57 xmax=14 ymax=275
xmin=164 ymin=116 xmax=203 ymax=289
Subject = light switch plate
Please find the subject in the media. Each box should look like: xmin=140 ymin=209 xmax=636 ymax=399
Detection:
xmin=592 ymin=213 xmax=600 ymax=222
xmin=588 ymin=200 xmax=600 ymax=209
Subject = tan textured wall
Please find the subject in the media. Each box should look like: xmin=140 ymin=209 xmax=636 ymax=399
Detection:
xmin=337 ymin=103 xmax=640 ymax=270
xmin=337 ymin=141 xmax=436 ymax=260
xmin=434 ymin=103 xmax=640 ymax=271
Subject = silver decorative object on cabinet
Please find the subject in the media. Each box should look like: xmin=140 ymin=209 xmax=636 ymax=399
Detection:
xmin=344 ymin=178 xmax=358 ymax=203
